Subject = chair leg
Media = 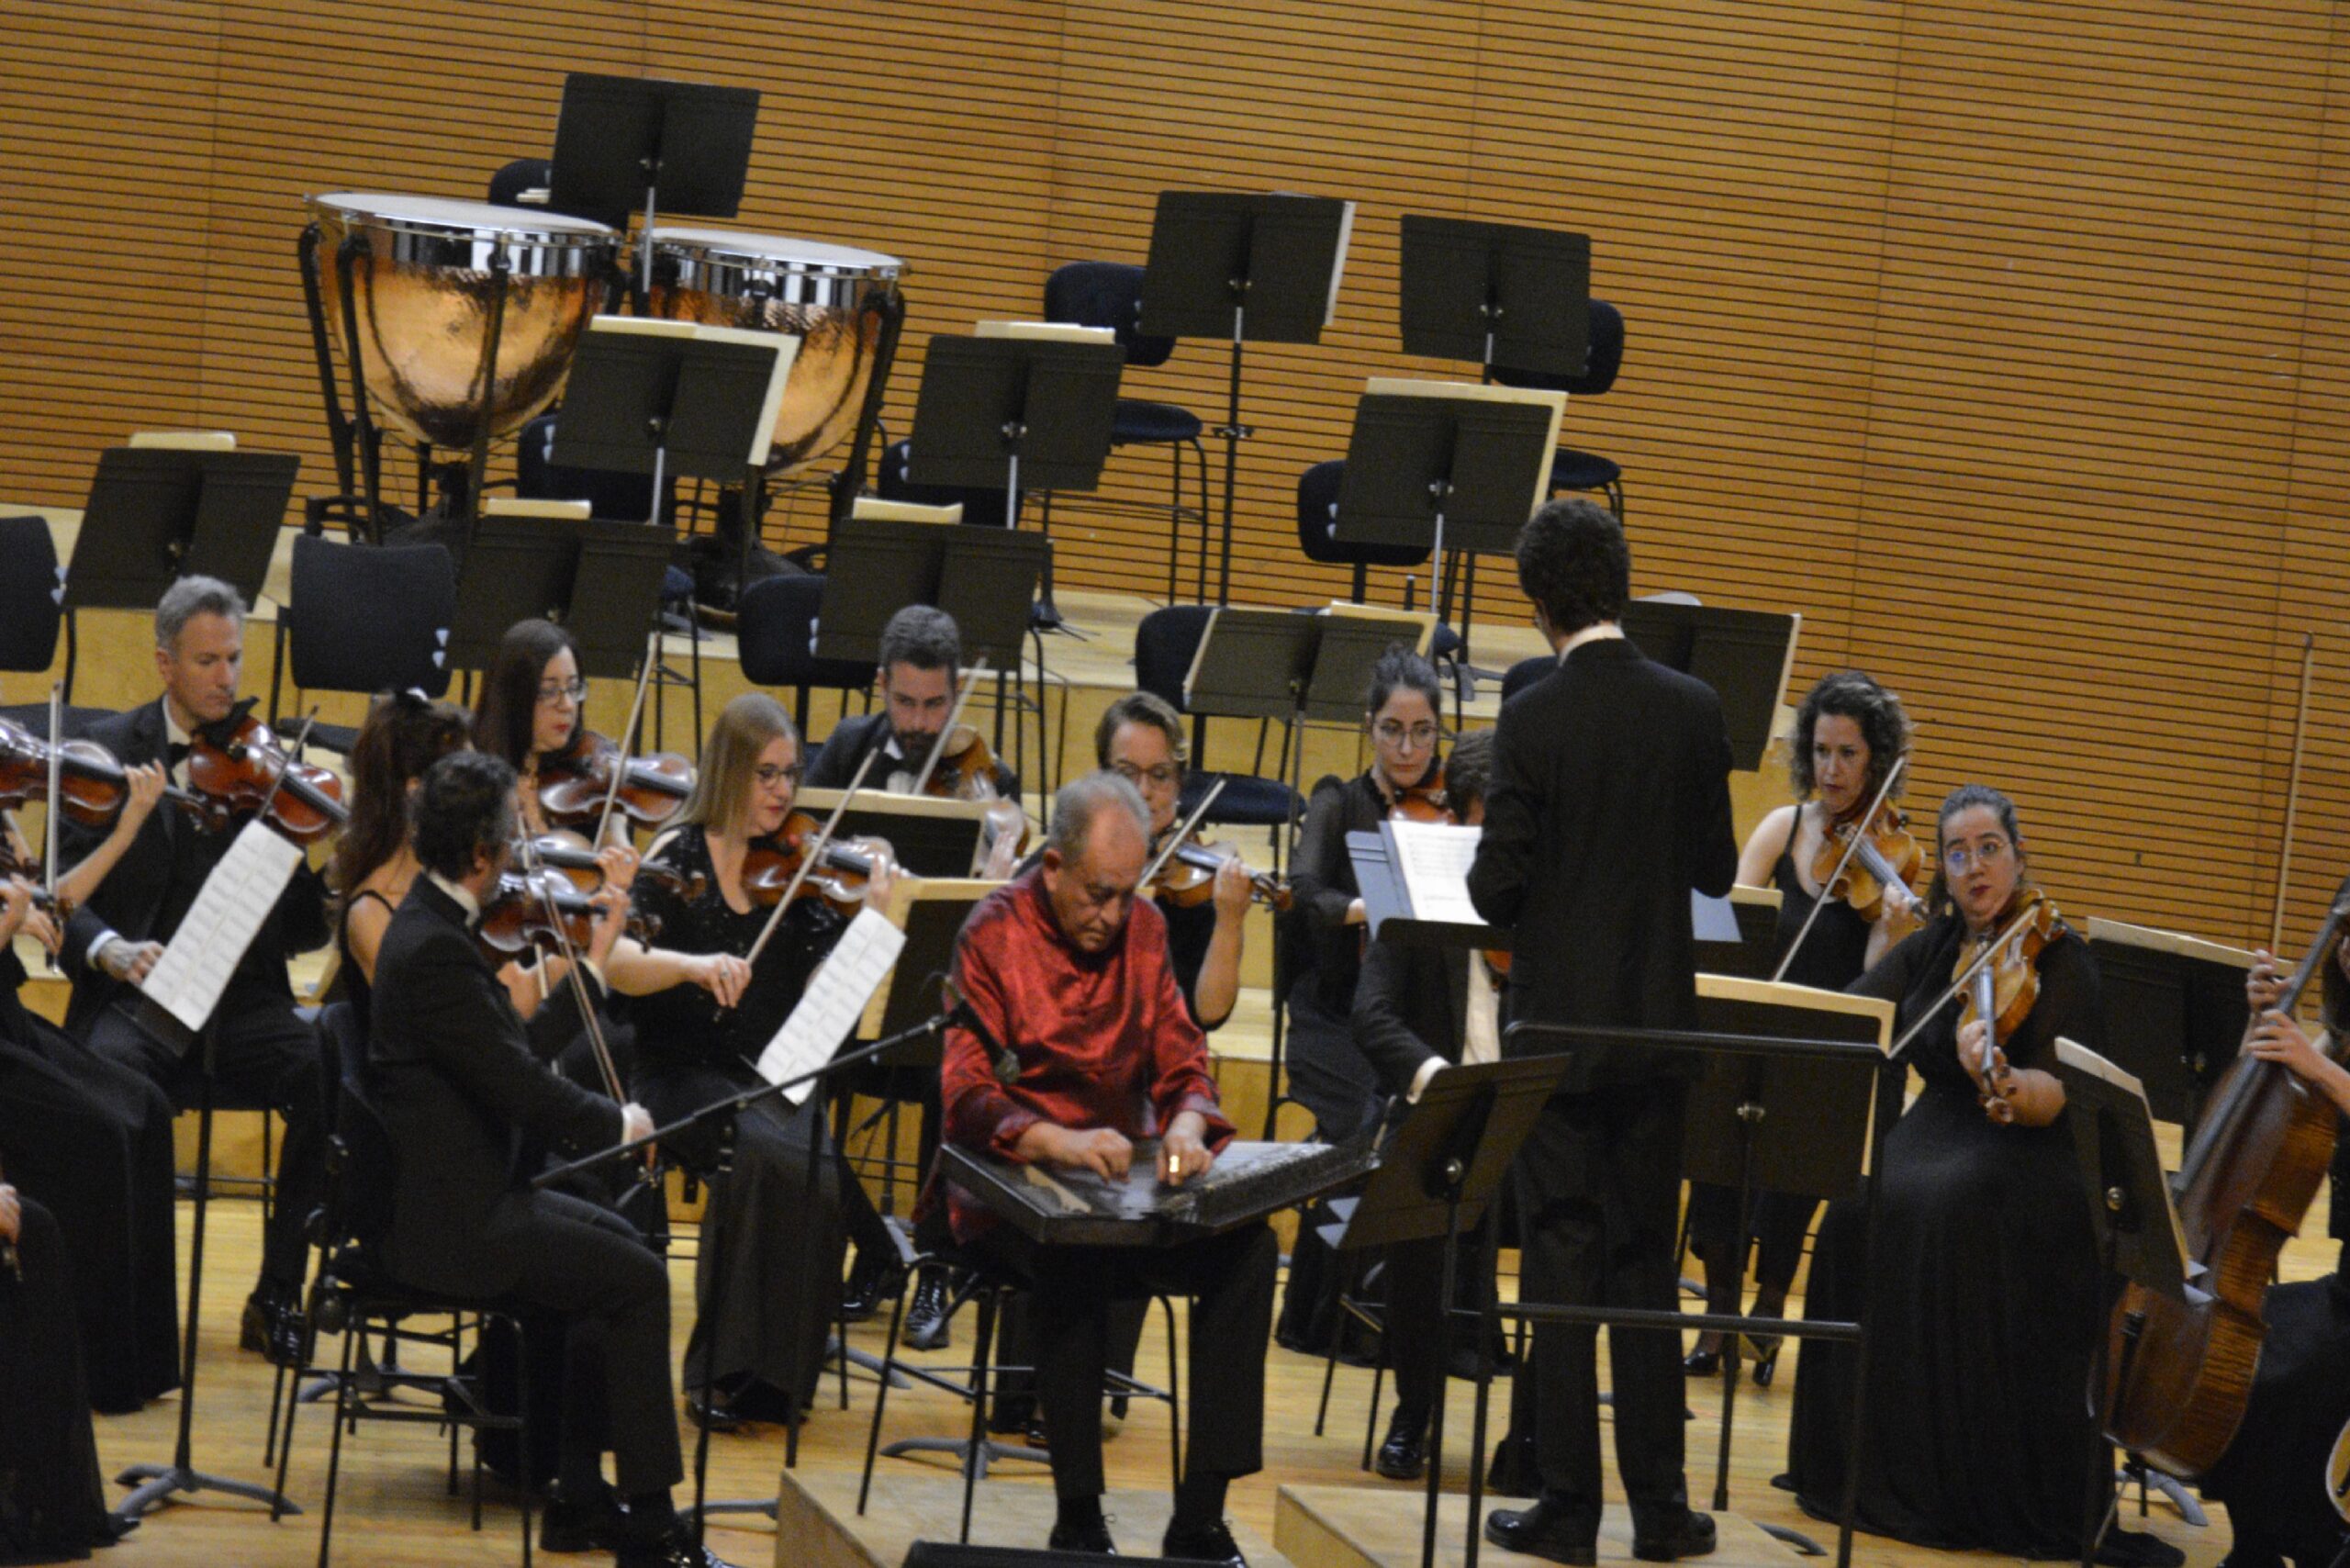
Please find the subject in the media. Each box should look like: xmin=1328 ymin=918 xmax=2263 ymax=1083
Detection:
xmin=515 ymin=1313 xmax=533 ymax=1568
xmin=962 ymin=1289 xmax=1000 ymax=1546
xmin=317 ymin=1318 xmax=356 ymax=1568
xmin=264 ymin=1359 xmax=289 ymax=1467
xmin=858 ymin=1271 xmax=914 ymax=1515
xmin=1362 ymin=1359 xmax=1387 ymax=1471
xmin=1162 ymin=1293 xmax=1182 ymax=1489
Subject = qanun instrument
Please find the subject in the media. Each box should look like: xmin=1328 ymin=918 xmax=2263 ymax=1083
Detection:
xmin=943 ymin=1136 xmax=1377 ymax=1248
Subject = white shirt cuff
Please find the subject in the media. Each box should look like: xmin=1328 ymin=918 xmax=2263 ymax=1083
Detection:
xmin=1406 ymin=1055 xmax=1447 ymax=1104
xmin=89 ymin=931 xmax=122 ymax=973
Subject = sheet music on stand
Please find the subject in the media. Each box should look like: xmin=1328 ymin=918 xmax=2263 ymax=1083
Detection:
xmin=755 ymin=908 xmax=908 ymax=1103
xmin=139 ymin=822 xmax=305 ymax=1034
xmin=1385 ymin=819 xmax=1484 ymax=926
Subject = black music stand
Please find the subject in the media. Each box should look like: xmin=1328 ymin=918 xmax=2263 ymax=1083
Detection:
xmin=2087 ymin=918 xmax=2253 ymax=1133
xmin=903 ymin=332 xmax=1124 ymax=630
xmin=66 ymin=445 xmax=299 ymax=614
xmin=1698 ymin=886 xmax=1784 ymax=980
xmin=1138 ymin=190 xmax=1356 ymax=604
xmin=1619 ymin=599 xmax=1801 ymax=773
xmin=1489 ymin=1017 xmax=1897 ymax=1568
xmin=113 ymin=999 xmax=302 ymax=1524
xmin=549 ymin=72 xmax=759 ymax=291
xmin=791 ymin=791 xmax=992 ymax=881
xmin=1330 ymin=1057 xmax=1567 ymax=1568
xmin=1399 ymin=216 xmax=1592 ymax=380
xmin=1330 ymin=383 xmax=1560 ymax=633
xmin=448 ymin=514 xmax=674 ymax=674
xmin=2051 ymin=1042 xmax=2210 ymax=1568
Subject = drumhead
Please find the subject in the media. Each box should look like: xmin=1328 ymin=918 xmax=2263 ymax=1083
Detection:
xmin=309 ymin=192 xmax=616 ymax=244
xmin=648 ymin=226 xmax=902 ymax=277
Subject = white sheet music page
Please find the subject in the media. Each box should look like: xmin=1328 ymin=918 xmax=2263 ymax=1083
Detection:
xmin=1387 ymin=819 xmax=1485 ymax=925
xmin=139 ymin=821 xmax=304 ymax=1033
xmin=756 ymin=908 xmax=908 ymax=1103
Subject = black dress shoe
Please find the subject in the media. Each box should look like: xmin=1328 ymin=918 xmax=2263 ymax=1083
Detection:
xmin=840 ymin=1248 xmax=899 ymax=1324
xmin=615 ymin=1527 xmax=743 ymax=1568
xmin=1046 ymin=1517 xmax=1116 ymax=1553
xmin=1681 ymin=1345 xmax=1720 ymax=1377
xmin=1743 ymin=1334 xmax=1782 ymax=1388
xmin=2098 ymin=1529 xmax=2186 ymax=1568
xmin=540 ymin=1484 xmax=629 ymax=1553
xmin=901 ymin=1269 xmax=954 ymax=1350
xmin=1631 ymin=1509 xmax=1717 ymax=1562
xmin=685 ymin=1389 xmax=743 ymax=1432
xmin=241 ymin=1287 xmax=306 ymax=1369
xmin=1161 ymin=1518 xmax=1245 ymax=1565
xmin=1484 ymin=1500 xmax=1598 ymax=1566
xmin=1373 ymin=1406 xmax=1427 ymax=1481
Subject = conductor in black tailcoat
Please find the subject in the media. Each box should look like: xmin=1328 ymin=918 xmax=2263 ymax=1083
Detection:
xmin=1466 ymin=500 xmax=1738 ymax=1566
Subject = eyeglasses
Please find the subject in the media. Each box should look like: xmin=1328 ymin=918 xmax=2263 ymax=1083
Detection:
xmin=755 ymin=764 xmax=802 ymax=789
xmin=1113 ymin=763 xmax=1183 ymax=790
xmin=536 ymin=678 xmax=588 ymax=704
xmin=1942 ymin=838 xmax=2012 ymax=874
xmin=1372 ymin=722 xmax=1444 ymax=750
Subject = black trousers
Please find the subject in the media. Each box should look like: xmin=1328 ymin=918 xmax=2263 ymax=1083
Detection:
xmin=493 ymin=1189 xmax=683 ymax=1496
xmin=84 ymin=984 xmax=323 ymax=1294
xmin=1384 ymin=1228 xmax=1497 ymax=1420
xmin=973 ymin=1221 xmax=1279 ymax=1501
xmin=1684 ymin=1181 xmax=1818 ymax=1296
xmin=1514 ymin=1081 xmax=1689 ymax=1529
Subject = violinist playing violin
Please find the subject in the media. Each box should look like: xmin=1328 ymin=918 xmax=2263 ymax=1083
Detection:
xmin=602 ymin=693 xmax=899 ymax=1430
xmin=58 ymin=576 xmax=330 ymax=1370
xmin=804 ymin=604 xmax=1020 ymax=801
xmin=2197 ymin=898 xmax=2350 ymax=1568
xmin=476 ymin=618 xmax=688 ymax=845
xmin=1782 ymin=785 xmax=2180 ymax=1568
xmin=1685 ymin=671 xmax=1920 ymax=1381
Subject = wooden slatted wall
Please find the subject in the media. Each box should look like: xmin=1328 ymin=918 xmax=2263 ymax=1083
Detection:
xmin=7 ymin=0 xmax=2350 ymax=946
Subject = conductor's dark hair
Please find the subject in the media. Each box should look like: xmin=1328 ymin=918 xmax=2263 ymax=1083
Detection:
xmin=1925 ymin=783 xmax=2026 ymax=913
xmin=475 ymin=619 xmax=581 ymax=770
xmin=879 ymin=605 xmax=960 ymax=676
xmin=413 ymin=751 xmax=519 ymax=884
xmin=1364 ymin=645 xmax=1441 ymax=719
xmin=1516 ymin=498 xmax=1629 ymax=637
xmin=1445 ymin=728 xmax=1495 ymax=817
xmin=1789 ymin=671 xmax=1913 ymax=804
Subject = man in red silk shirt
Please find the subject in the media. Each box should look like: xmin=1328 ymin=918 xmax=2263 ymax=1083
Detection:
xmin=940 ymin=773 xmax=1276 ymax=1565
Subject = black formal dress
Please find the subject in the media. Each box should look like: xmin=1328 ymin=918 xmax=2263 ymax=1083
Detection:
xmin=0 ymin=947 xmax=179 ymax=1413
xmin=1466 ymin=635 xmax=1738 ymax=1533
xmin=368 ymin=876 xmax=683 ymax=1498
xmin=1685 ymin=842 xmax=1874 ymax=1298
xmin=626 ymin=826 xmax=850 ymax=1413
xmin=0 ymin=1196 xmax=123 ymax=1563
xmin=59 ymin=698 xmax=329 ymax=1300
xmin=1785 ymin=912 xmax=2109 ymax=1555
xmin=804 ymin=712 xmax=1020 ymax=800
xmin=1286 ymin=771 xmax=1396 ymax=1144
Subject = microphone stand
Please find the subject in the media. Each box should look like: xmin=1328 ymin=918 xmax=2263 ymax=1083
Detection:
xmin=532 ymin=1004 xmax=969 ymax=1551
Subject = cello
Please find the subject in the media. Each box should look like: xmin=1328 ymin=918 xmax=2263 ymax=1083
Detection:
xmin=2102 ymin=888 xmax=2350 ymax=1476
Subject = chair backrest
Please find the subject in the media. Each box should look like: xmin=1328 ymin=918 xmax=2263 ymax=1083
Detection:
xmin=1491 ymin=298 xmax=1626 ymax=398
xmin=1043 ymin=261 xmax=1175 ymax=369
xmin=286 ymin=533 xmax=456 ymax=699
xmin=1294 ymin=459 xmax=1429 ymax=569
xmin=876 ymin=438 xmax=1016 ymax=529
xmin=736 ymin=572 xmax=872 ymax=691
xmin=1134 ymin=605 xmax=1216 ymax=711
xmin=487 ymin=157 xmax=554 ymax=208
xmin=0 ymin=514 xmax=62 ymax=675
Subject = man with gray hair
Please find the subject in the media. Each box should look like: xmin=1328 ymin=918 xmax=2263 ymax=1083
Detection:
xmin=928 ymin=771 xmax=1276 ymax=1564
xmin=60 ymin=575 xmax=330 ymax=1368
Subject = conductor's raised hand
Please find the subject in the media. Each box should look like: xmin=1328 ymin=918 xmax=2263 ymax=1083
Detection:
xmin=1158 ymin=1110 xmax=1216 ymax=1188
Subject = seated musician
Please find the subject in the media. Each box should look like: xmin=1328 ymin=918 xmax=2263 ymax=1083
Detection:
xmin=476 ymin=618 xmax=633 ymax=846
xmin=934 ymin=772 xmax=1276 ymax=1565
xmin=0 ymin=1170 xmax=128 ymax=1562
xmin=58 ymin=575 xmax=330 ymax=1368
xmin=1348 ymin=727 xmax=1496 ymax=1483
xmin=2199 ymin=913 xmax=2350 ymax=1568
xmin=368 ymin=750 xmax=735 ymax=1568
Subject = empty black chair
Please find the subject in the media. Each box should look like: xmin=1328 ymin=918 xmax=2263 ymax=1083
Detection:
xmin=876 ymin=438 xmax=1018 ymax=530
xmin=1493 ymin=297 xmax=1628 ymax=518
xmin=514 ymin=412 xmax=660 ymax=524
xmin=1133 ymin=605 xmax=1302 ymax=831
xmin=266 ymin=534 xmax=456 ymax=756
xmin=1043 ymin=262 xmax=1212 ymax=599
xmin=735 ymin=572 xmax=874 ymax=737
xmin=486 ymin=158 xmax=553 ymax=208
xmin=0 ymin=513 xmax=112 ymax=734
xmin=1292 ymin=460 xmax=1430 ymax=606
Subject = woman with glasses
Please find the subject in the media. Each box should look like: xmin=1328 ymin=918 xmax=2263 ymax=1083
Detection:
xmin=603 ymin=693 xmax=896 ymax=1429
xmin=475 ymin=619 xmax=630 ymax=847
xmin=1781 ymin=785 xmax=2179 ymax=1567
xmin=1685 ymin=671 xmax=1918 ymax=1382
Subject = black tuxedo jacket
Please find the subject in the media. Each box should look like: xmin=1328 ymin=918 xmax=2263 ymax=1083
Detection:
xmin=1466 ymin=637 xmax=1738 ymax=1092
xmin=366 ymin=877 xmax=622 ymax=1295
xmin=59 ymin=697 xmax=330 ymax=1037
xmin=806 ymin=711 xmax=1021 ymax=799
xmin=1351 ymin=935 xmax=1472 ymax=1098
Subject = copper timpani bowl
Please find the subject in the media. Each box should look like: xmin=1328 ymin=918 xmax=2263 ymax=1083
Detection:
xmin=308 ymin=192 xmax=620 ymax=450
xmin=643 ymin=228 xmax=903 ymax=473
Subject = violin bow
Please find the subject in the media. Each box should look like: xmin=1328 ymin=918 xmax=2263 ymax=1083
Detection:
xmin=1886 ymin=897 xmax=2042 ymax=1062
xmin=907 ymin=657 xmax=993 ymax=798
xmin=592 ymin=631 xmax=661 ymax=848
xmin=41 ymin=683 xmax=62 ymax=917
xmin=512 ymin=833 xmax=631 ymax=1111
xmin=740 ymin=745 xmax=881 ymax=974
xmin=1772 ymin=752 xmax=1909 ymax=985
xmin=1138 ymin=777 xmax=1227 ymax=887
xmin=2272 ymin=631 xmax=2317 ymax=953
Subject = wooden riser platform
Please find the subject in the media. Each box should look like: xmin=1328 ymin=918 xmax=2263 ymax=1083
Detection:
xmin=775 ymin=1466 xmax=1297 ymax=1567
xmin=1274 ymin=1484 xmax=1806 ymax=1568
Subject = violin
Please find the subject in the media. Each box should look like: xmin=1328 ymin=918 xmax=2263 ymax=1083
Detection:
xmin=1952 ymin=890 xmax=2062 ymax=1121
xmin=1147 ymin=834 xmax=1292 ymax=913
xmin=526 ymin=832 xmax=703 ymax=903
xmin=0 ymin=719 xmax=229 ymax=834
xmin=538 ymin=730 xmax=696 ymax=831
xmin=184 ymin=711 xmax=350 ymax=845
xmin=1812 ymin=797 xmax=1925 ymax=934
xmin=914 ymin=724 xmax=1030 ymax=875
xmin=1387 ymin=757 xmax=1449 ymax=825
xmin=475 ymin=868 xmax=654 ymax=958
xmin=741 ymin=813 xmax=886 ymax=915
